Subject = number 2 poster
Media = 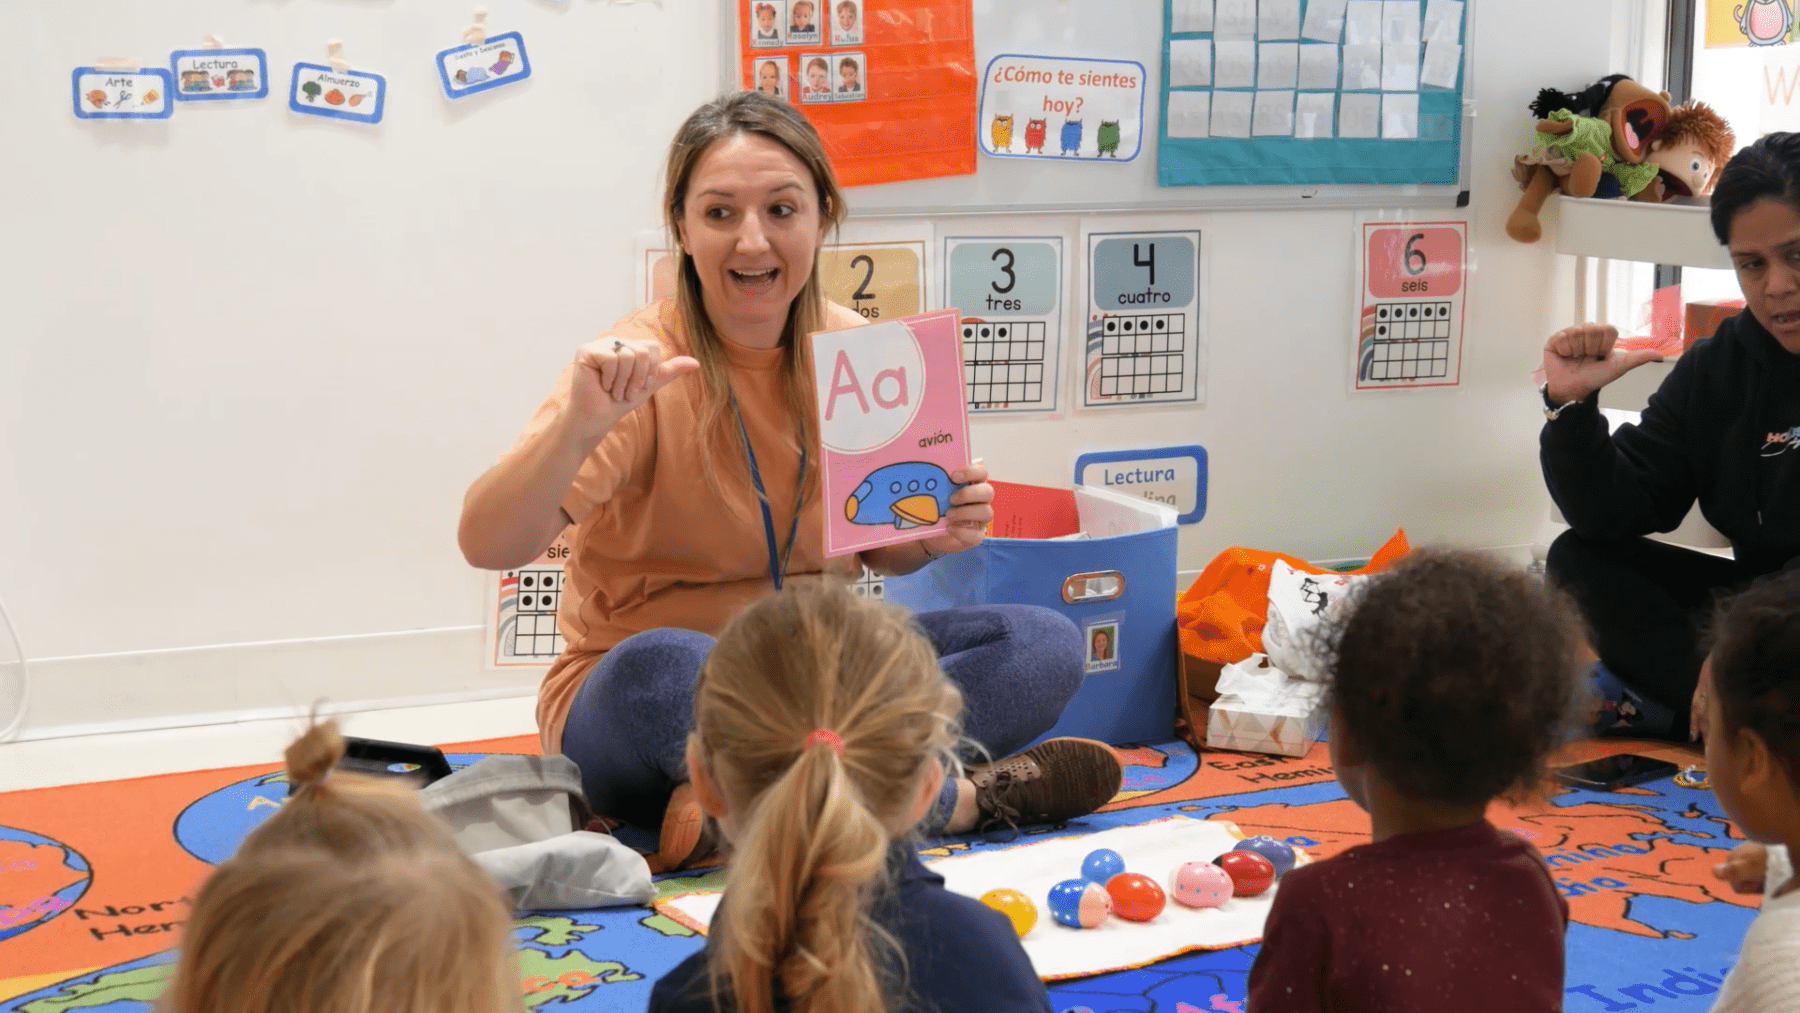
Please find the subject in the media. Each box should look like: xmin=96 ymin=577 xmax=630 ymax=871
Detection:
xmin=1354 ymin=219 xmax=1467 ymax=391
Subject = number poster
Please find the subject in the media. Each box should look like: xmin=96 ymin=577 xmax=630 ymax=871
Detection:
xmin=1083 ymin=229 xmax=1204 ymax=409
xmin=1353 ymin=218 xmax=1465 ymax=391
xmin=819 ymin=239 xmax=927 ymax=321
xmin=944 ymin=236 xmax=1064 ymax=414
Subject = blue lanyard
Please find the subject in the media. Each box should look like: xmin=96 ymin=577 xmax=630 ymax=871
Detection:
xmin=731 ymin=393 xmax=804 ymax=592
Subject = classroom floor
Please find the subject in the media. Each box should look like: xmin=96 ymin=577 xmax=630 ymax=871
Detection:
xmin=0 ymin=709 xmax=1747 ymax=1013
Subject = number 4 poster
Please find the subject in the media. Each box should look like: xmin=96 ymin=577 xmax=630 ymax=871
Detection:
xmin=1353 ymin=218 xmax=1466 ymax=391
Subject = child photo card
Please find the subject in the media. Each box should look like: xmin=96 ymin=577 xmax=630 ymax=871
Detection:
xmin=812 ymin=308 xmax=970 ymax=557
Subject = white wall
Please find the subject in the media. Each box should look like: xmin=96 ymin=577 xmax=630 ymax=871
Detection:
xmin=0 ymin=1 xmax=1622 ymax=738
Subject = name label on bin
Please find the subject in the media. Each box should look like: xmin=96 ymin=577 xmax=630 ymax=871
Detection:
xmin=1075 ymin=445 xmax=1207 ymax=525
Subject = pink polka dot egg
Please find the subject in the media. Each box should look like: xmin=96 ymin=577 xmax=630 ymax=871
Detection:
xmin=1170 ymin=860 xmax=1234 ymax=909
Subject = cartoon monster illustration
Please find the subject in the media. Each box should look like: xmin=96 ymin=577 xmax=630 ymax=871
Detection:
xmin=301 ymin=80 xmax=322 ymax=103
xmin=844 ymin=462 xmax=956 ymax=529
xmin=1736 ymin=0 xmax=1793 ymax=45
xmin=1096 ymin=119 xmax=1121 ymax=157
xmin=990 ymin=113 xmax=1014 ymax=152
xmin=490 ymin=50 xmax=515 ymax=75
xmin=85 ymin=89 xmax=108 ymax=109
xmin=1060 ymin=118 xmax=1083 ymax=155
xmin=1024 ymin=117 xmax=1047 ymax=153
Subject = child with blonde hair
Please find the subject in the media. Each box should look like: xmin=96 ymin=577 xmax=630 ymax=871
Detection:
xmin=1248 ymin=548 xmax=1583 ymax=1012
xmin=649 ymin=579 xmax=1051 ymax=1013
xmin=163 ymin=721 xmax=522 ymax=1013
xmin=1698 ymin=571 xmax=1800 ymax=1010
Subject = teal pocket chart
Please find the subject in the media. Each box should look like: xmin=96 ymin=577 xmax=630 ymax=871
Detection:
xmin=1160 ymin=0 xmax=1469 ymax=186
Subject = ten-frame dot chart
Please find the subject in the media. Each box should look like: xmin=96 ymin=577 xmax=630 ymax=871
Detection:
xmin=1092 ymin=312 xmax=1188 ymax=397
xmin=962 ymin=319 xmax=1049 ymax=408
xmin=1361 ymin=300 xmax=1453 ymax=381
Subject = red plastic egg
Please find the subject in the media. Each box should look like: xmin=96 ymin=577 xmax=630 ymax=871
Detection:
xmin=1214 ymin=850 xmax=1276 ymax=896
xmin=1170 ymin=860 xmax=1234 ymax=908
xmin=1105 ymin=872 xmax=1167 ymax=922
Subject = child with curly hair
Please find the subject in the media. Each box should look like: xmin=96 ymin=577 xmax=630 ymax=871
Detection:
xmin=649 ymin=579 xmax=1052 ymax=1013
xmin=1697 ymin=572 xmax=1800 ymax=1010
xmin=164 ymin=722 xmax=521 ymax=1013
xmin=1247 ymin=548 xmax=1584 ymax=1012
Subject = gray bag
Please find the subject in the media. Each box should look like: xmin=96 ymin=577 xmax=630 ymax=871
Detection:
xmin=419 ymin=753 xmax=655 ymax=911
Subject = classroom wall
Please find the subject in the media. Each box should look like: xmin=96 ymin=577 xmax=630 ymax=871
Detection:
xmin=0 ymin=1 xmax=1621 ymax=737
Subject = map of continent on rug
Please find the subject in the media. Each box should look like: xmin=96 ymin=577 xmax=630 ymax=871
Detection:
xmin=0 ymin=737 xmax=1759 ymax=1012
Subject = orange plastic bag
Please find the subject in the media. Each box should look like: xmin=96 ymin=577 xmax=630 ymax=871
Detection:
xmin=1178 ymin=529 xmax=1411 ymax=667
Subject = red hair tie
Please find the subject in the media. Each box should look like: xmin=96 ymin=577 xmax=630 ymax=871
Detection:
xmin=803 ymin=728 xmax=844 ymax=756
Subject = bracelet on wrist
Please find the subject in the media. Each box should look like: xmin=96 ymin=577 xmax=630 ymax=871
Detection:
xmin=1540 ymin=382 xmax=1585 ymax=421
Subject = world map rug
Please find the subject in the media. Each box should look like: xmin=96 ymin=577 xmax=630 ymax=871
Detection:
xmin=0 ymin=734 xmax=1754 ymax=1012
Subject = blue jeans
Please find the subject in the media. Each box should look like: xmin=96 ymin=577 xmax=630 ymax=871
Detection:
xmin=559 ymin=605 xmax=1083 ymax=832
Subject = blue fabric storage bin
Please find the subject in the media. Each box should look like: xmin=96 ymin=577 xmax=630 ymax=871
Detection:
xmin=884 ymin=529 xmax=1178 ymax=745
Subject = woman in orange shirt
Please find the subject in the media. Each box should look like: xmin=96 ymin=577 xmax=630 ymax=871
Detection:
xmin=459 ymin=91 xmax=1115 ymax=870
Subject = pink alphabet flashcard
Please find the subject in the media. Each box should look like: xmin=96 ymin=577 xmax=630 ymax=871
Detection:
xmin=812 ymin=308 xmax=970 ymax=557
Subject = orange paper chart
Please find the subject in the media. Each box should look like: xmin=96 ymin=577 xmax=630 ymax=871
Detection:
xmin=740 ymin=0 xmax=976 ymax=188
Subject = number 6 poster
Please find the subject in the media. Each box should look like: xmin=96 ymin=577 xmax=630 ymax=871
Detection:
xmin=1354 ymin=219 xmax=1468 ymax=391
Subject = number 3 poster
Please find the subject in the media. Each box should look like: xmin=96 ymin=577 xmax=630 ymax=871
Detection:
xmin=1354 ymin=219 xmax=1467 ymax=391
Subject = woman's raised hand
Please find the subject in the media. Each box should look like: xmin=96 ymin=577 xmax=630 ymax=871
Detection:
xmin=1542 ymin=324 xmax=1665 ymax=406
xmin=564 ymin=336 xmax=700 ymax=447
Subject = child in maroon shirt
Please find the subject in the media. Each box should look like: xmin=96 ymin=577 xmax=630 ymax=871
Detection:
xmin=1247 ymin=549 xmax=1584 ymax=1013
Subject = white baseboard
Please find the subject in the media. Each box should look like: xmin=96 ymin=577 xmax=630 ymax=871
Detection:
xmin=13 ymin=627 xmax=542 ymax=742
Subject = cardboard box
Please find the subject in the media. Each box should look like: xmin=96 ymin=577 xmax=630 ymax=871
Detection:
xmin=1685 ymin=298 xmax=1745 ymax=350
xmin=1206 ymin=685 xmax=1327 ymax=757
xmin=1204 ymin=658 xmax=1327 ymax=757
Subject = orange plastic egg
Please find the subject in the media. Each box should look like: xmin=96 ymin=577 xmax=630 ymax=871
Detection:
xmin=1105 ymin=871 xmax=1167 ymax=922
xmin=979 ymin=888 xmax=1037 ymax=937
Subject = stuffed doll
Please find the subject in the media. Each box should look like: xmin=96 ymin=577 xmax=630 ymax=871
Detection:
xmin=1649 ymin=100 xmax=1736 ymax=198
xmin=1507 ymin=74 xmax=1673 ymax=243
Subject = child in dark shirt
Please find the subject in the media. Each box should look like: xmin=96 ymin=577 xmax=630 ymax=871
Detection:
xmin=1247 ymin=548 xmax=1584 ymax=1013
xmin=649 ymin=579 xmax=1052 ymax=1013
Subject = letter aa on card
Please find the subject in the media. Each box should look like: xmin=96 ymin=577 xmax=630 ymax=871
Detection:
xmin=811 ymin=308 xmax=971 ymax=557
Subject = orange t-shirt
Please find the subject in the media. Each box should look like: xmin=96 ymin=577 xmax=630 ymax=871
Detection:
xmin=512 ymin=299 xmax=867 ymax=752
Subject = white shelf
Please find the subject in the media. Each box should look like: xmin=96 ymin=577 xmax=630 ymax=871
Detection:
xmin=1552 ymin=195 xmax=1733 ymax=270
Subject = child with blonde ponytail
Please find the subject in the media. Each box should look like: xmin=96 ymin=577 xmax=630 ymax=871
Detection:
xmin=163 ymin=721 xmax=522 ymax=1013
xmin=649 ymin=579 xmax=1052 ymax=1013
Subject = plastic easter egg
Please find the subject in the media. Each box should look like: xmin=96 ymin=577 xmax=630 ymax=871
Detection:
xmin=1232 ymin=836 xmax=1297 ymax=877
xmin=1170 ymin=860 xmax=1235 ymax=909
xmin=1105 ymin=872 xmax=1167 ymax=921
xmin=979 ymin=888 xmax=1038 ymax=937
xmin=1081 ymin=847 xmax=1127 ymax=884
xmin=1047 ymin=877 xmax=1112 ymax=928
xmin=1214 ymin=850 xmax=1276 ymax=897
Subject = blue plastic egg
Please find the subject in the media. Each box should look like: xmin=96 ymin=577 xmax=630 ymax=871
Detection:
xmin=1081 ymin=847 xmax=1127 ymax=884
xmin=1232 ymin=836 xmax=1297 ymax=877
xmin=1047 ymin=877 xmax=1113 ymax=928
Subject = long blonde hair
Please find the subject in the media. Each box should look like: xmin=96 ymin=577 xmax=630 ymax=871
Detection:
xmin=662 ymin=90 xmax=847 ymax=497
xmin=163 ymin=722 xmax=521 ymax=1013
xmin=692 ymin=579 xmax=963 ymax=1013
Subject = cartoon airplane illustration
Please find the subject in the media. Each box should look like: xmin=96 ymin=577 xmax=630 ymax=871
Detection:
xmin=845 ymin=461 xmax=955 ymax=528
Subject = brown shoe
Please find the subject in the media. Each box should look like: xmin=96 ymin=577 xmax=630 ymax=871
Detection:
xmin=968 ymin=737 xmax=1123 ymax=838
xmin=646 ymin=782 xmax=723 ymax=873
